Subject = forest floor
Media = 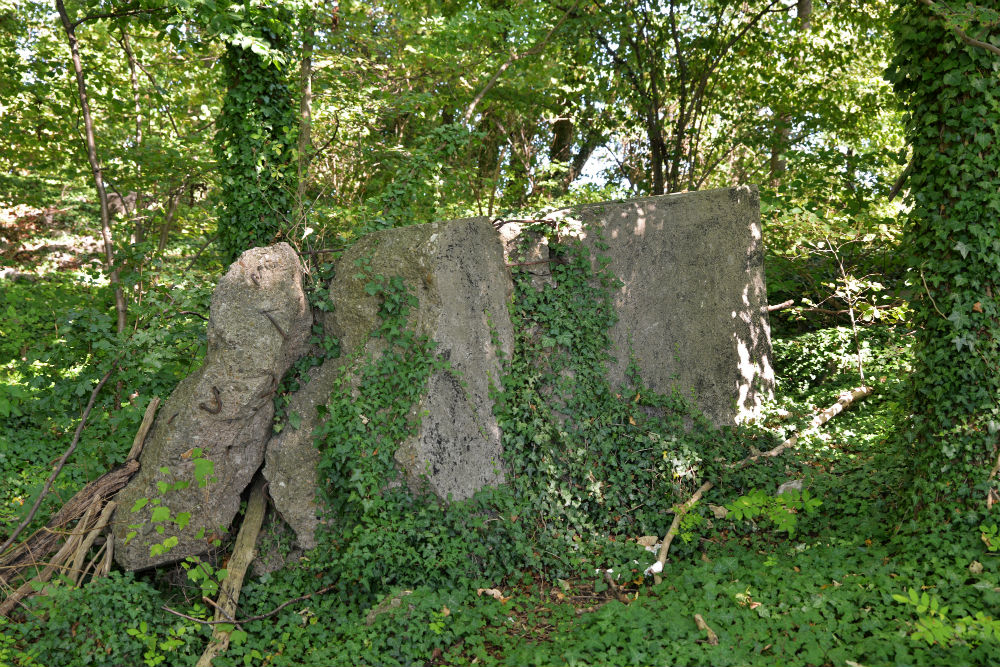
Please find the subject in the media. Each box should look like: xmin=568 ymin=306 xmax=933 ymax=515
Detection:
xmin=408 ymin=336 xmax=1000 ymax=667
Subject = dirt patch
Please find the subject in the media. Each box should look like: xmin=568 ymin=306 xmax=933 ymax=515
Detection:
xmin=1 ymin=204 xmax=103 ymax=275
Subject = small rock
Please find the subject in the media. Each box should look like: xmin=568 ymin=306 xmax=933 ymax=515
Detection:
xmin=777 ymin=479 xmax=803 ymax=496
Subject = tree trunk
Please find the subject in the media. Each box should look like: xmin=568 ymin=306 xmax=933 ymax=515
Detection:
xmin=769 ymin=0 xmax=812 ymax=184
xmin=890 ymin=1 xmax=1000 ymax=501
xmin=648 ymin=107 xmax=667 ymax=196
xmin=120 ymin=29 xmax=144 ymax=245
xmin=550 ymin=114 xmax=573 ymax=167
xmin=295 ymin=23 xmax=314 ymax=228
xmin=157 ymin=192 xmax=180 ymax=253
xmin=55 ymin=0 xmax=127 ymax=334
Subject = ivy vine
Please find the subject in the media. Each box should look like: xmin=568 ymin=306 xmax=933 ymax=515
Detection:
xmin=214 ymin=20 xmax=297 ymax=263
xmin=887 ymin=3 xmax=1000 ymax=504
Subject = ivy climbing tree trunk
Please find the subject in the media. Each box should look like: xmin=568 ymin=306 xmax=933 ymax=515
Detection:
xmin=215 ymin=23 xmax=297 ymax=264
xmin=889 ymin=2 xmax=1000 ymax=504
xmin=55 ymin=0 xmax=128 ymax=334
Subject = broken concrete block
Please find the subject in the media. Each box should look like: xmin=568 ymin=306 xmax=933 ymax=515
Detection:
xmin=572 ymin=187 xmax=774 ymax=425
xmin=262 ymin=218 xmax=514 ymax=550
xmin=262 ymin=357 xmax=342 ymax=550
xmin=112 ymin=243 xmax=312 ymax=570
xmin=328 ymin=217 xmax=514 ymax=501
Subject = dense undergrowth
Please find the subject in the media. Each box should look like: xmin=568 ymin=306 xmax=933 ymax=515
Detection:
xmin=2 ymin=204 xmax=999 ymax=666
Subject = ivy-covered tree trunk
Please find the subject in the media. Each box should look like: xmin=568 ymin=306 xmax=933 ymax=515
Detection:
xmin=889 ymin=2 xmax=1000 ymax=504
xmin=215 ymin=29 xmax=297 ymax=264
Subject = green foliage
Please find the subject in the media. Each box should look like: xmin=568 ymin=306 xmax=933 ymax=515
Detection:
xmin=493 ymin=222 xmax=737 ymax=554
xmin=887 ymin=3 xmax=1000 ymax=500
xmin=314 ymin=269 xmax=444 ymax=522
xmin=6 ymin=1 xmax=1000 ymax=663
xmin=7 ymin=572 xmax=202 ymax=666
xmin=723 ymin=488 xmax=822 ymax=537
xmin=0 ymin=258 xmax=212 ymax=531
xmin=981 ymin=523 xmax=1000 ymax=553
xmin=894 ymin=587 xmax=1000 ymax=647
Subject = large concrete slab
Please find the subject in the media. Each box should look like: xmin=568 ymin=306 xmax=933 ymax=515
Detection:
xmin=112 ymin=243 xmax=312 ymax=570
xmin=264 ymin=219 xmax=513 ymax=549
xmin=326 ymin=217 xmax=514 ymax=501
xmin=573 ymin=186 xmax=773 ymax=425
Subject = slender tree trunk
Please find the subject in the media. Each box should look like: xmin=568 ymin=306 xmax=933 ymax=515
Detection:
xmin=157 ymin=192 xmax=179 ymax=253
xmin=120 ymin=30 xmax=143 ymax=244
xmin=648 ymin=106 xmax=667 ymax=195
xmin=769 ymin=0 xmax=812 ymax=184
xmin=55 ymin=0 xmax=127 ymax=334
xmin=295 ymin=23 xmax=313 ymax=228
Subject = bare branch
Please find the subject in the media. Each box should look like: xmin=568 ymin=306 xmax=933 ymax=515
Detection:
xmin=163 ymin=584 xmax=338 ymax=626
xmin=652 ymin=385 xmax=874 ymax=583
xmin=71 ymin=6 xmax=168 ymax=30
xmin=888 ymin=158 xmax=913 ymax=201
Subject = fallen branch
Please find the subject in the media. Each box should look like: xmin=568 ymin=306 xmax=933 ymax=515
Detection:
xmin=799 ymin=304 xmax=900 ymax=316
xmin=126 ymin=397 xmax=160 ymax=462
xmin=1 ymin=398 xmax=156 ymax=587
xmin=740 ymin=385 xmax=874 ymax=467
xmin=653 ymin=385 xmax=873 ymax=583
xmin=0 ymin=501 xmax=115 ymax=618
xmin=163 ymin=584 xmax=338 ymax=627
xmin=694 ymin=613 xmax=719 ymax=645
xmin=0 ymin=398 xmax=155 ymax=615
xmin=196 ymin=477 xmax=268 ymax=667
xmin=296 ymin=246 xmax=346 ymax=256
xmin=652 ymin=481 xmax=714 ymax=585
xmin=0 ymin=521 xmax=86 ymax=617
xmin=766 ymin=299 xmax=795 ymax=313
xmin=67 ymin=501 xmax=116 ymax=586
xmin=603 ymin=571 xmax=631 ymax=605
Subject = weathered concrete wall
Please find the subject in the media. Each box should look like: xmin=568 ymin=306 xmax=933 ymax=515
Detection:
xmin=262 ymin=356 xmax=341 ymax=550
xmin=115 ymin=191 xmax=769 ymax=567
xmin=573 ymin=186 xmax=773 ymax=425
xmin=112 ymin=243 xmax=311 ymax=570
xmin=327 ymin=217 xmax=514 ymax=501
xmin=264 ymin=218 xmax=514 ymax=551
